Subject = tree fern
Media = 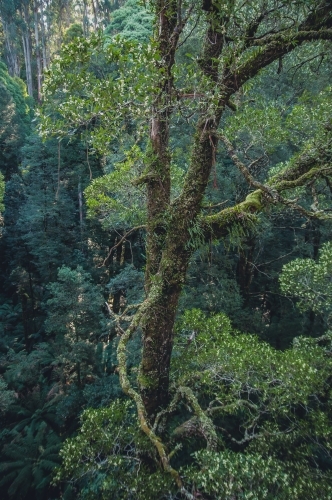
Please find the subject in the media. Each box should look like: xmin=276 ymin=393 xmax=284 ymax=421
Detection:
xmin=0 ymin=422 xmax=61 ymax=499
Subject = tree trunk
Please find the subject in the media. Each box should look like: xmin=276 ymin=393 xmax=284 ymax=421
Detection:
xmin=82 ymin=0 xmax=89 ymax=36
xmin=137 ymin=1 xmax=226 ymax=417
xmin=237 ymin=237 xmax=256 ymax=306
xmin=91 ymin=0 xmax=99 ymax=30
xmin=136 ymin=0 xmax=332 ymax=418
xmin=3 ymin=22 xmax=20 ymax=77
xmin=22 ymin=4 xmax=33 ymax=98
xmin=34 ymin=0 xmax=42 ymax=102
xmin=39 ymin=0 xmax=48 ymax=70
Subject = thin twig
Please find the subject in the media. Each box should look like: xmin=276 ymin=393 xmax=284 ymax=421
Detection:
xmin=100 ymin=225 xmax=146 ymax=267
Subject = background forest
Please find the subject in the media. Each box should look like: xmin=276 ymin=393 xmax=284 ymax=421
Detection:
xmin=0 ymin=0 xmax=332 ymax=499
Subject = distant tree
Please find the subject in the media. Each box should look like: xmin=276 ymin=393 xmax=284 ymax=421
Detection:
xmin=0 ymin=61 xmax=30 ymax=178
xmin=0 ymin=172 xmax=4 ymax=218
xmin=104 ymin=0 xmax=153 ymax=42
xmin=45 ymin=265 xmax=107 ymax=386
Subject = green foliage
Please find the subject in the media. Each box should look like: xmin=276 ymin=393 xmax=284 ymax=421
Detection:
xmin=0 ymin=171 xmax=4 ymax=213
xmin=0 ymin=61 xmax=30 ymax=176
xmin=56 ymin=309 xmax=332 ymax=499
xmin=45 ymin=266 xmax=107 ymax=381
xmin=2 ymin=2 xmax=332 ymax=499
xmin=187 ymin=449 xmax=332 ymax=499
xmin=39 ymin=32 xmax=158 ymax=154
xmin=85 ymin=146 xmax=147 ymax=228
xmin=0 ymin=422 xmax=61 ymax=499
xmin=104 ymin=0 xmax=153 ymax=43
xmin=4 ymin=343 xmax=55 ymax=392
xmin=46 ymin=266 xmax=104 ymax=334
xmin=107 ymin=264 xmax=144 ymax=304
xmin=286 ymin=85 xmax=332 ymax=144
xmin=0 ymin=298 xmax=25 ymax=350
xmin=63 ymin=23 xmax=84 ymax=45
xmin=0 ymin=62 xmax=30 ymax=121
xmin=0 ymin=170 xmax=4 ymax=233
xmin=54 ymin=399 xmax=174 ymax=500
xmin=280 ymin=241 xmax=332 ymax=323
xmin=173 ymin=310 xmax=332 ymax=417
xmin=0 ymin=377 xmax=15 ymax=414
xmin=223 ymin=99 xmax=289 ymax=154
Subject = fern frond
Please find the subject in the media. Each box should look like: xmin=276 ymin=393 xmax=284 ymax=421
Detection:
xmin=0 ymin=470 xmax=17 ymax=487
xmin=7 ymin=464 xmax=32 ymax=497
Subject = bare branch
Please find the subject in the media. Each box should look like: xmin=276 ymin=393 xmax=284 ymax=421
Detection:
xmin=101 ymin=225 xmax=146 ymax=267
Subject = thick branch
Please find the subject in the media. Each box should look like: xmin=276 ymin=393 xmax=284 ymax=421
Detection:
xmin=272 ymin=165 xmax=332 ymax=191
xmin=203 ymin=155 xmax=332 ymax=241
xmin=224 ymin=26 xmax=332 ymax=95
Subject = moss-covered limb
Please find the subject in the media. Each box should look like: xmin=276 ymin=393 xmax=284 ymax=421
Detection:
xmin=153 ymin=385 xmax=218 ymax=452
xmin=139 ymin=277 xmax=184 ymax=415
xmin=268 ymin=135 xmax=332 ymax=185
xmin=176 ymin=386 xmax=218 ymax=451
xmin=173 ymin=9 xmax=332 ymax=231
xmin=202 ymin=175 xmax=331 ymax=242
xmin=203 ymin=190 xmax=263 ymax=240
xmin=219 ymin=136 xmax=331 ymax=200
xmin=171 ymin=5 xmax=227 ymax=218
xmin=198 ymin=4 xmax=226 ymax=83
xmin=222 ymin=22 xmax=332 ymax=97
xmin=172 ymin=416 xmax=201 ymax=440
xmin=119 ymin=302 xmax=143 ymax=319
xmin=201 ymin=153 xmax=332 ymax=242
xmin=116 ymin=312 xmax=194 ymax=500
xmin=152 ymin=390 xmax=183 ymax=433
xmin=271 ymin=165 xmax=332 ymax=192
xmin=132 ymin=172 xmax=158 ymax=186
xmin=277 ymin=194 xmax=331 ymax=220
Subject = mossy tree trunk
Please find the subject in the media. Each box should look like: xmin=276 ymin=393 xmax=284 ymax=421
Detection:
xmin=137 ymin=0 xmax=332 ymax=419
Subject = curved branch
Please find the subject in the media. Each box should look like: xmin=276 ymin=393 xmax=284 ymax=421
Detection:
xmin=177 ymin=386 xmax=218 ymax=450
xmin=224 ymin=28 xmax=332 ymax=95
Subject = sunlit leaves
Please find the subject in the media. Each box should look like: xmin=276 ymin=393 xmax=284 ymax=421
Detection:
xmin=85 ymin=145 xmax=147 ymax=228
xmin=286 ymin=85 xmax=332 ymax=143
xmin=187 ymin=449 xmax=332 ymax=499
xmin=173 ymin=309 xmax=332 ymax=428
xmin=280 ymin=241 xmax=332 ymax=322
xmin=223 ymin=98 xmax=289 ymax=154
xmin=39 ymin=32 xmax=159 ymax=154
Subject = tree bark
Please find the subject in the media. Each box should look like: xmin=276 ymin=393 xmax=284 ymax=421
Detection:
xmin=22 ymin=4 xmax=33 ymax=98
xmin=34 ymin=0 xmax=42 ymax=103
xmin=3 ymin=21 xmax=20 ymax=77
xmin=136 ymin=0 xmax=332 ymax=419
xmin=139 ymin=3 xmax=225 ymax=416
